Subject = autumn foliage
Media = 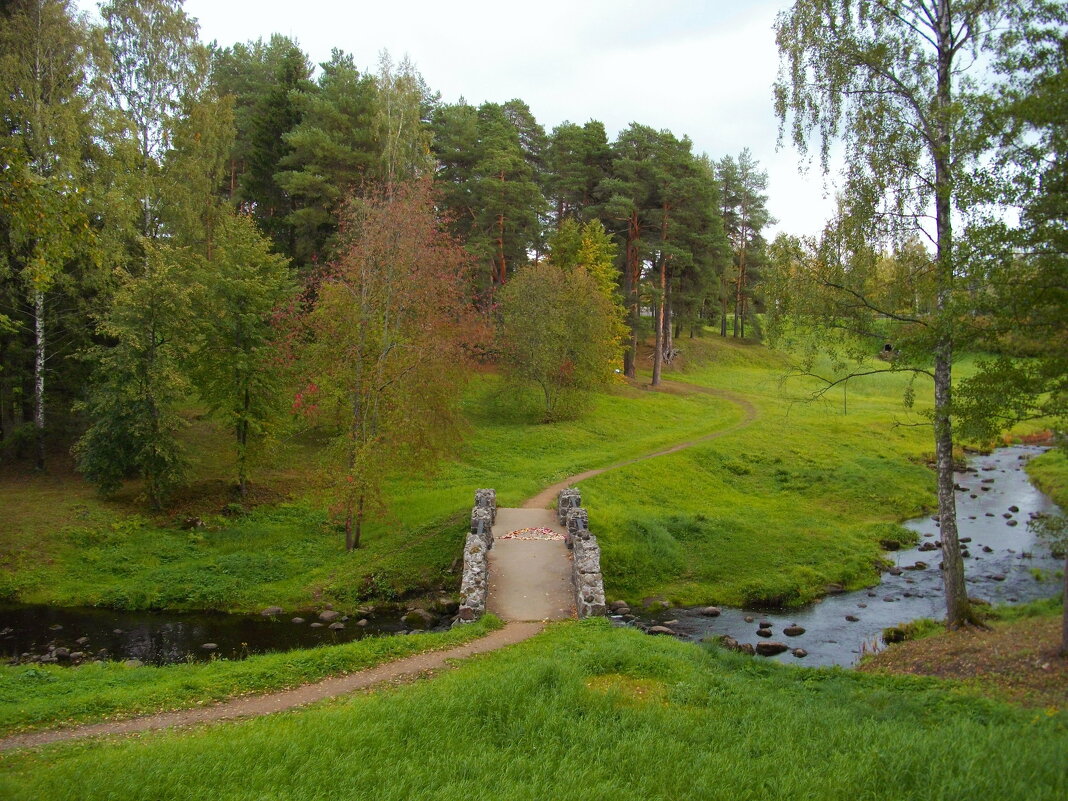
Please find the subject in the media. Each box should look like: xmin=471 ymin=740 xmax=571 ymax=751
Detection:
xmin=297 ymin=180 xmax=476 ymax=549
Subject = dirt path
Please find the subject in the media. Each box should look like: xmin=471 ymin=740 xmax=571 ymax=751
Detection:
xmin=523 ymin=380 xmax=758 ymax=509
xmin=487 ymin=509 xmax=575 ymax=621
xmin=0 ymin=621 xmax=543 ymax=753
xmin=0 ymin=379 xmax=755 ymax=752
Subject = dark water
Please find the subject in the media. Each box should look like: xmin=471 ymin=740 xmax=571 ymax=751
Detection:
xmin=629 ymin=445 xmax=1063 ymax=667
xmin=0 ymin=603 xmax=446 ymax=667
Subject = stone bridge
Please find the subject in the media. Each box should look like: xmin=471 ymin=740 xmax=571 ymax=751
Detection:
xmin=456 ymin=488 xmax=607 ymax=624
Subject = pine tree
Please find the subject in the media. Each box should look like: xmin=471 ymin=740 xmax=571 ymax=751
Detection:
xmin=275 ymin=48 xmax=376 ymax=266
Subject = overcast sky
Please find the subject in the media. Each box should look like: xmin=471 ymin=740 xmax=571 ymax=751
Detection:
xmin=78 ymin=0 xmax=838 ymax=237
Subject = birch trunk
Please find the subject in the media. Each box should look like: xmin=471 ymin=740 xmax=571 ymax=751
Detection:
xmin=932 ymin=0 xmax=971 ymax=628
xmin=33 ymin=289 xmax=45 ymax=471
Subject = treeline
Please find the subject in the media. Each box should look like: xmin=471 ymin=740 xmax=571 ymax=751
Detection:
xmin=0 ymin=0 xmax=771 ymax=496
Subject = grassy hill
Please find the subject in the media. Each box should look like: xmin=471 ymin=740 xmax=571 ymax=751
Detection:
xmin=2 ymin=620 xmax=1064 ymax=801
xmin=0 ymin=336 xmax=1051 ymax=613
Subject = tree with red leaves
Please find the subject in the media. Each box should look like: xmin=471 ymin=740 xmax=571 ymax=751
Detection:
xmin=297 ymin=180 xmax=474 ymax=550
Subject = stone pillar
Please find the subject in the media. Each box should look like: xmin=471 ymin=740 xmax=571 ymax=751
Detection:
xmin=474 ymin=488 xmax=497 ymax=524
xmin=457 ymin=488 xmax=496 ymax=624
xmin=456 ymin=533 xmax=489 ymax=623
xmin=557 ymin=488 xmax=581 ymax=524
xmin=573 ymin=530 xmax=607 ymax=618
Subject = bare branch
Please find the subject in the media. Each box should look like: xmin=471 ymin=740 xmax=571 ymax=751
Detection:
xmin=871 ymin=0 xmax=939 ymax=49
xmin=821 ymin=280 xmax=930 ymax=325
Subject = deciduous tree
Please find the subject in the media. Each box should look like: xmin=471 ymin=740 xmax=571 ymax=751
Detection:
xmin=189 ymin=211 xmax=293 ymax=497
xmin=74 ymin=243 xmax=194 ymax=509
xmin=0 ymin=0 xmax=97 ymax=469
xmin=297 ymin=180 xmax=472 ymax=550
xmin=498 ymin=259 xmax=622 ymax=421
xmin=773 ymin=0 xmax=1067 ymax=628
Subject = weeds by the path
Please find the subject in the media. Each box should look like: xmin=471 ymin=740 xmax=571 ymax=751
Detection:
xmin=0 ymin=616 xmax=502 ymax=737
xmin=2 ymin=621 xmax=1063 ymax=801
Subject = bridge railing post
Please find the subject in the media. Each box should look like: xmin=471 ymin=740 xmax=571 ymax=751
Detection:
xmin=558 ymin=489 xmax=606 ymax=619
xmin=557 ymin=489 xmax=580 ymax=525
xmin=457 ymin=489 xmax=497 ymax=624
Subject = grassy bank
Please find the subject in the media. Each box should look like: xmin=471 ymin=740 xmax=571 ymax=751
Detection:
xmin=4 ymin=336 xmax=1029 ymax=613
xmin=1 ymin=621 xmax=1063 ymax=800
xmin=860 ymin=598 xmax=1066 ymax=709
xmin=1027 ymin=447 xmax=1068 ymax=507
xmin=0 ymin=616 xmax=502 ymax=737
xmin=585 ymin=338 xmax=938 ymax=606
xmin=1 ymin=376 xmax=737 ymax=611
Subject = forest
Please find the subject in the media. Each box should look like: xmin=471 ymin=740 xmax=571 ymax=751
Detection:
xmin=0 ymin=0 xmax=776 ymax=521
xmin=0 ymin=1 xmax=1067 ymax=798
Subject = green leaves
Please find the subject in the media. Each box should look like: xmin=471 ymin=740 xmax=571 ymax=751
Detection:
xmin=187 ymin=211 xmax=293 ymax=494
xmin=75 ymin=243 xmax=195 ymax=507
xmin=498 ymin=260 xmax=622 ymax=421
xmin=297 ymin=181 xmax=473 ymax=549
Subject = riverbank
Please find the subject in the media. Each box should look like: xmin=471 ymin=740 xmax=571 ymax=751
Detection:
xmin=2 ymin=620 xmax=1064 ymax=800
xmin=0 ymin=616 xmax=502 ymax=738
xmin=1 ymin=339 xmax=1053 ymax=619
xmin=859 ymin=600 xmax=1066 ymax=709
xmin=612 ymin=444 xmax=1064 ymax=666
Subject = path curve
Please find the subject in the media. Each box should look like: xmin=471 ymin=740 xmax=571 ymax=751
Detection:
xmin=523 ymin=380 xmax=758 ymax=509
xmin=0 ymin=621 xmax=543 ymax=752
xmin=0 ymin=380 xmax=753 ymax=752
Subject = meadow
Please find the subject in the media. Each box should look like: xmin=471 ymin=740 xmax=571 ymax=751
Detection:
xmin=586 ymin=338 xmax=942 ymax=606
xmin=2 ymin=337 xmax=1009 ymax=613
xmin=0 ymin=374 xmax=738 ymax=611
xmin=1 ymin=620 xmax=1063 ymax=801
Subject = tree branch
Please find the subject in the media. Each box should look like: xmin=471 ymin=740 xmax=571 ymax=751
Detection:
xmin=821 ymin=280 xmax=930 ymax=325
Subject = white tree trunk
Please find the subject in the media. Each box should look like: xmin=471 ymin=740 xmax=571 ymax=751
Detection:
xmin=33 ymin=288 xmax=45 ymax=471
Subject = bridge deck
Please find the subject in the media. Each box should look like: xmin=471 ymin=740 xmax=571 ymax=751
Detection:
xmin=486 ymin=508 xmax=575 ymax=622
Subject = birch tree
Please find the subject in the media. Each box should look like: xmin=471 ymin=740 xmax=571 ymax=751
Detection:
xmin=773 ymin=0 xmax=1066 ymax=628
xmin=297 ymin=181 xmax=472 ymax=550
xmin=0 ymin=0 xmax=95 ymax=470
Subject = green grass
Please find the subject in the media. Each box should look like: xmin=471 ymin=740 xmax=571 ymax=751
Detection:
xmin=985 ymin=595 xmax=1063 ymax=622
xmin=1 ymin=620 xmax=1064 ymax=801
xmin=583 ymin=338 xmax=940 ymax=606
xmin=6 ymin=337 xmax=1045 ymax=613
xmin=1 ymin=375 xmax=738 ymax=611
xmin=1027 ymin=448 xmax=1068 ymax=508
xmin=0 ymin=615 xmax=502 ymax=737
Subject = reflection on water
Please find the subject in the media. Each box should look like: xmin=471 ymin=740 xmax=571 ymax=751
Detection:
xmin=0 ymin=603 xmax=441 ymax=666
xmin=629 ymin=445 xmax=1063 ymax=667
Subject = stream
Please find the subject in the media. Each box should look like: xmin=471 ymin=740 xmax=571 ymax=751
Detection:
xmin=1 ymin=445 xmax=1060 ymax=670
xmin=0 ymin=603 xmax=451 ymax=667
xmin=627 ymin=445 xmax=1064 ymax=667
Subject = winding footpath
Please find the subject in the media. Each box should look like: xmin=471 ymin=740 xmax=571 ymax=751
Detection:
xmin=0 ymin=623 xmax=543 ymax=753
xmin=0 ymin=379 xmax=757 ymax=752
xmin=523 ymin=381 xmax=758 ymax=508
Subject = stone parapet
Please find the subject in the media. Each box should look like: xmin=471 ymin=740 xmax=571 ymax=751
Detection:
xmin=557 ymin=488 xmax=581 ymax=524
xmin=558 ymin=489 xmax=606 ymax=619
xmin=457 ymin=490 xmax=497 ymax=623
xmin=474 ymin=488 xmax=497 ymax=524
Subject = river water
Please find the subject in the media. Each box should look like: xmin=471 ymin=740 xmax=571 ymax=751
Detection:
xmin=0 ymin=603 xmax=446 ymax=667
xmin=627 ymin=445 xmax=1063 ymax=667
xmin=1 ymin=446 xmax=1060 ymax=669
